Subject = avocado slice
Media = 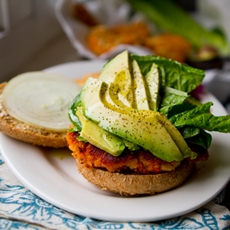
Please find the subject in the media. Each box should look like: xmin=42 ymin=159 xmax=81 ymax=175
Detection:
xmin=76 ymin=107 xmax=125 ymax=156
xmin=108 ymin=82 xmax=129 ymax=109
xmin=81 ymin=77 xmax=195 ymax=162
xmin=132 ymin=60 xmax=149 ymax=110
xmin=156 ymin=113 xmax=197 ymax=159
xmin=105 ymin=82 xmax=140 ymax=151
xmin=79 ymin=76 xmax=139 ymax=152
xmin=145 ymin=63 xmax=160 ymax=111
xmin=99 ymin=50 xmax=134 ymax=107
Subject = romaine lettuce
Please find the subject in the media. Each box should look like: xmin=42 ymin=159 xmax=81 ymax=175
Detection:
xmin=131 ymin=54 xmax=205 ymax=93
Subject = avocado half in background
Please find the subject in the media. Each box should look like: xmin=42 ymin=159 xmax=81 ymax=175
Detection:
xmin=66 ymin=50 xmax=230 ymax=196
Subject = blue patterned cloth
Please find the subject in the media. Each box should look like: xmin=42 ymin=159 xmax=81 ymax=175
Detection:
xmin=0 ymin=153 xmax=230 ymax=230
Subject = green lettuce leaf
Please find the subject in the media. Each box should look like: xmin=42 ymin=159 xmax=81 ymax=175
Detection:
xmin=180 ymin=126 xmax=212 ymax=149
xmin=68 ymin=93 xmax=82 ymax=131
xmin=159 ymin=87 xmax=196 ymax=117
xmin=131 ymin=54 xmax=205 ymax=93
xmin=170 ymin=102 xmax=230 ymax=133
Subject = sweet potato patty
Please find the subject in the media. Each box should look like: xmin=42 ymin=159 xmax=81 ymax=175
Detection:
xmin=66 ymin=131 xmax=183 ymax=174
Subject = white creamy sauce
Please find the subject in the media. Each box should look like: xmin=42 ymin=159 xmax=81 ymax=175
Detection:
xmin=2 ymin=71 xmax=81 ymax=131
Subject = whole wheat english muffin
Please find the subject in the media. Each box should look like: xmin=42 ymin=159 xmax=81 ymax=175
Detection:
xmin=0 ymin=71 xmax=81 ymax=148
xmin=0 ymin=82 xmax=67 ymax=148
xmin=76 ymin=159 xmax=194 ymax=196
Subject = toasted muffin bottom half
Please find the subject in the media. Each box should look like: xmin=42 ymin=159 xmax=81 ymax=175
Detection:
xmin=67 ymin=131 xmax=196 ymax=196
xmin=77 ymin=159 xmax=194 ymax=196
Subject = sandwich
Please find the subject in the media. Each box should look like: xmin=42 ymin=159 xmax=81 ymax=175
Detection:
xmin=66 ymin=50 xmax=230 ymax=196
xmin=0 ymin=71 xmax=81 ymax=148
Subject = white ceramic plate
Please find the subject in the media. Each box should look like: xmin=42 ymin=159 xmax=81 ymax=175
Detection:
xmin=1 ymin=61 xmax=230 ymax=222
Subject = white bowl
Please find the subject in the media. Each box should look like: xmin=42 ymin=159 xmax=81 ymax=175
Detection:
xmin=55 ymin=0 xmax=152 ymax=60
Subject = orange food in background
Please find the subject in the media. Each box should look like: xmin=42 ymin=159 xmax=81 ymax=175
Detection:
xmin=70 ymin=3 xmax=193 ymax=63
xmin=75 ymin=72 xmax=100 ymax=86
xmin=87 ymin=22 xmax=150 ymax=55
xmin=86 ymin=20 xmax=192 ymax=62
xmin=144 ymin=33 xmax=192 ymax=63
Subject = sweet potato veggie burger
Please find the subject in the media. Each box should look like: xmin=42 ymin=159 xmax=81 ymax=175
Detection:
xmin=66 ymin=50 xmax=230 ymax=195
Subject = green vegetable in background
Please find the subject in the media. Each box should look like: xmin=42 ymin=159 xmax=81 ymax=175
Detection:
xmin=128 ymin=0 xmax=230 ymax=56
